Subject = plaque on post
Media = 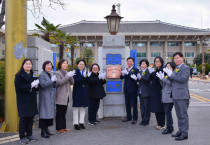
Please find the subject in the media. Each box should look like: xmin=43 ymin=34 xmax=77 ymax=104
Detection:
xmin=106 ymin=66 xmax=121 ymax=78
xmin=106 ymin=81 xmax=122 ymax=92
xmin=106 ymin=54 xmax=121 ymax=65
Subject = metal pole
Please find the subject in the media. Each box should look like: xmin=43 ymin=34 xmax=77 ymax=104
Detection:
xmin=0 ymin=0 xmax=27 ymax=132
xmin=201 ymin=42 xmax=207 ymax=80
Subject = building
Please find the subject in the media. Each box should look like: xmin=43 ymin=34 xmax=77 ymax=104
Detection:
xmin=59 ymin=20 xmax=210 ymax=65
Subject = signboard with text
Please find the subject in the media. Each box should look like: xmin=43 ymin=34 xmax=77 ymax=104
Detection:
xmin=106 ymin=54 xmax=121 ymax=65
xmin=106 ymin=81 xmax=122 ymax=92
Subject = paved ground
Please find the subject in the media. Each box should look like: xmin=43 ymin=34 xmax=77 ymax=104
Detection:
xmin=1 ymin=82 xmax=210 ymax=145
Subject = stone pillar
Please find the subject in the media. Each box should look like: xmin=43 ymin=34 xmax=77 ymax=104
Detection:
xmin=163 ymin=40 xmax=168 ymax=63
xmin=146 ymin=40 xmax=151 ymax=63
xmin=130 ymin=40 xmax=133 ymax=50
xmin=94 ymin=40 xmax=98 ymax=63
xmin=196 ymin=43 xmax=202 ymax=55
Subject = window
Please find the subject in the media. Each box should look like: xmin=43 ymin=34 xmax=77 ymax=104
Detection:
xmin=185 ymin=42 xmax=195 ymax=47
xmin=2 ymin=50 xmax=5 ymax=56
xmin=151 ymin=52 xmax=161 ymax=57
xmin=133 ymin=42 xmax=146 ymax=47
xmin=56 ymin=53 xmax=59 ymax=57
xmin=2 ymin=40 xmax=5 ymax=44
xmin=81 ymin=42 xmax=95 ymax=47
xmin=125 ymin=42 xmax=130 ymax=46
xmin=168 ymin=42 xmax=179 ymax=46
xmin=137 ymin=52 xmax=146 ymax=58
xmin=51 ymin=44 xmax=58 ymax=47
xmin=150 ymin=42 xmax=163 ymax=47
xmin=185 ymin=52 xmax=194 ymax=58
xmin=66 ymin=52 xmax=70 ymax=58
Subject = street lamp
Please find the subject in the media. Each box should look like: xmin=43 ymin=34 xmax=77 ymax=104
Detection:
xmin=104 ymin=5 xmax=123 ymax=35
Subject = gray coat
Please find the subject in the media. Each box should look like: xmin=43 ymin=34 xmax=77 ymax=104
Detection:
xmin=56 ymin=70 xmax=74 ymax=106
xmin=39 ymin=71 xmax=57 ymax=119
xmin=170 ymin=63 xmax=190 ymax=100
xmin=160 ymin=77 xmax=173 ymax=103
xmin=137 ymin=68 xmax=151 ymax=97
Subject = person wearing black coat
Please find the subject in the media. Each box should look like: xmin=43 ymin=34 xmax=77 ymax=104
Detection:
xmin=137 ymin=59 xmax=151 ymax=126
xmin=72 ymin=59 xmax=89 ymax=130
xmin=120 ymin=57 xmax=139 ymax=124
xmin=14 ymin=59 xmax=39 ymax=144
xmin=150 ymin=56 xmax=165 ymax=130
xmin=87 ymin=63 xmax=106 ymax=125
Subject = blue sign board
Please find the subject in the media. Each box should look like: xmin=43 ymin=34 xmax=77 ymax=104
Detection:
xmin=130 ymin=49 xmax=137 ymax=67
xmin=106 ymin=54 xmax=121 ymax=65
xmin=106 ymin=81 xmax=121 ymax=92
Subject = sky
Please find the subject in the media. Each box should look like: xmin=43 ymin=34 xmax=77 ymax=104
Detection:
xmin=27 ymin=0 xmax=210 ymax=30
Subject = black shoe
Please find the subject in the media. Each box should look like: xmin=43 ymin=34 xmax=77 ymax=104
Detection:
xmin=142 ymin=122 xmax=149 ymax=126
xmin=27 ymin=136 xmax=38 ymax=141
xmin=79 ymin=124 xmax=86 ymax=129
xmin=94 ymin=120 xmax=100 ymax=124
xmin=162 ymin=128 xmax=172 ymax=134
xmin=175 ymin=135 xmax=188 ymax=141
xmin=131 ymin=120 xmax=137 ymax=124
xmin=20 ymin=138 xmax=29 ymax=145
xmin=139 ymin=121 xmax=144 ymax=125
xmin=171 ymin=131 xmax=182 ymax=137
xmin=88 ymin=121 xmax=96 ymax=125
xmin=41 ymin=129 xmax=50 ymax=138
xmin=45 ymin=127 xmax=54 ymax=136
xmin=122 ymin=118 xmax=131 ymax=122
xmin=74 ymin=125 xmax=80 ymax=130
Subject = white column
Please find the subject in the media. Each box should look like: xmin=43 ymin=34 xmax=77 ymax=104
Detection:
xmin=146 ymin=40 xmax=151 ymax=62
xmin=130 ymin=40 xmax=133 ymax=50
xmin=181 ymin=39 xmax=185 ymax=56
xmin=164 ymin=40 xmax=168 ymax=63
xmin=94 ymin=40 xmax=98 ymax=63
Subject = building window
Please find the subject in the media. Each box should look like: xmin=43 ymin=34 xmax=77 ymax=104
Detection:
xmin=137 ymin=52 xmax=146 ymax=58
xmin=66 ymin=52 xmax=70 ymax=58
xmin=81 ymin=42 xmax=95 ymax=47
xmin=125 ymin=42 xmax=130 ymax=46
xmin=2 ymin=40 xmax=5 ymax=44
xmin=185 ymin=52 xmax=194 ymax=58
xmin=133 ymin=42 xmax=146 ymax=47
xmin=185 ymin=42 xmax=195 ymax=47
xmin=2 ymin=50 xmax=5 ymax=56
xmin=151 ymin=52 xmax=161 ymax=57
xmin=56 ymin=53 xmax=59 ymax=57
xmin=168 ymin=42 xmax=179 ymax=46
xmin=98 ymin=42 xmax=102 ymax=47
xmin=150 ymin=42 xmax=163 ymax=47
xmin=51 ymin=44 xmax=58 ymax=47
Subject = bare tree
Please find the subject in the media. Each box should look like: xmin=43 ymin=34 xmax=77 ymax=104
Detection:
xmin=0 ymin=0 xmax=68 ymax=29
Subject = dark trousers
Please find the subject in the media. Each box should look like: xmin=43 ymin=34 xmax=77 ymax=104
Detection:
xmin=88 ymin=98 xmax=100 ymax=122
xmin=173 ymin=99 xmax=189 ymax=136
xmin=56 ymin=104 xmax=67 ymax=130
xmin=19 ymin=117 xmax=34 ymax=139
xmin=155 ymin=112 xmax=165 ymax=127
xmin=39 ymin=119 xmax=53 ymax=128
xmin=139 ymin=95 xmax=151 ymax=123
xmin=163 ymin=103 xmax=174 ymax=128
xmin=125 ymin=92 xmax=138 ymax=121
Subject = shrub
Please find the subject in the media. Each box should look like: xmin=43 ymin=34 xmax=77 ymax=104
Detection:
xmin=198 ymin=63 xmax=210 ymax=75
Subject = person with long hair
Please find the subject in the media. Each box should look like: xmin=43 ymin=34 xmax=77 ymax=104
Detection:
xmin=156 ymin=62 xmax=175 ymax=134
xmin=149 ymin=56 xmax=165 ymax=130
xmin=88 ymin=63 xmax=106 ymax=125
xmin=38 ymin=61 xmax=57 ymax=138
xmin=56 ymin=59 xmax=75 ymax=134
xmin=72 ymin=59 xmax=89 ymax=130
xmin=15 ymin=59 xmax=39 ymax=144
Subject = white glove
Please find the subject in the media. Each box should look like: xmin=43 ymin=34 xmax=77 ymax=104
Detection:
xmin=67 ymin=71 xmax=75 ymax=78
xmin=83 ymin=71 xmax=87 ymax=77
xmin=137 ymin=73 xmax=141 ymax=80
xmin=148 ymin=67 xmax=154 ymax=74
xmin=31 ymin=79 xmax=39 ymax=88
xmin=87 ymin=72 xmax=92 ymax=77
xmin=98 ymin=73 xmax=102 ymax=79
xmin=101 ymin=72 xmax=106 ymax=79
xmin=121 ymin=69 xmax=128 ymax=76
xmin=163 ymin=68 xmax=173 ymax=77
xmin=159 ymin=71 xmax=165 ymax=80
xmin=130 ymin=74 xmax=137 ymax=81
xmin=51 ymin=75 xmax=57 ymax=82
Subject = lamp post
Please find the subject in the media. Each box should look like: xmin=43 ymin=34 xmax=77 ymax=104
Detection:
xmin=104 ymin=5 xmax=123 ymax=35
xmin=199 ymin=39 xmax=208 ymax=80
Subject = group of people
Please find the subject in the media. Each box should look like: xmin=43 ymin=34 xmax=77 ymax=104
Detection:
xmin=15 ymin=59 xmax=106 ymax=144
xmin=14 ymin=51 xmax=190 ymax=144
xmin=121 ymin=52 xmax=190 ymax=141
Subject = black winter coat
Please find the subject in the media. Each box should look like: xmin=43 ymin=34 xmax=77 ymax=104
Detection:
xmin=88 ymin=73 xmax=106 ymax=99
xmin=14 ymin=71 xmax=38 ymax=117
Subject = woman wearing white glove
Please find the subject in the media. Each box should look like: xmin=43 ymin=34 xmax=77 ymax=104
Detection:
xmin=87 ymin=63 xmax=106 ymax=125
xmin=38 ymin=61 xmax=58 ymax=138
xmin=137 ymin=59 xmax=151 ymax=126
xmin=56 ymin=59 xmax=74 ymax=134
xmin=72 ymin=59 xmax=89 ymax=130
xmin=14 ymin=59 xmax=39 ymax=144
xmin=159 ymin=62 xmax=176 ymax=134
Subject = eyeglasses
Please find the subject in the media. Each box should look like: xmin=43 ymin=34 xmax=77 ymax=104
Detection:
xmin=155 ymin=61 xmax=161 ymax=63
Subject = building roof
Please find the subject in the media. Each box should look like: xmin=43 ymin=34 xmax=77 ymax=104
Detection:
xmin=59 ymin=20 xmax=210 ymax=36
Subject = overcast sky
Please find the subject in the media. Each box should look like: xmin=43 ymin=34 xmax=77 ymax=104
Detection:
xmin=27 ymin=0 xmax=210 ymax=30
